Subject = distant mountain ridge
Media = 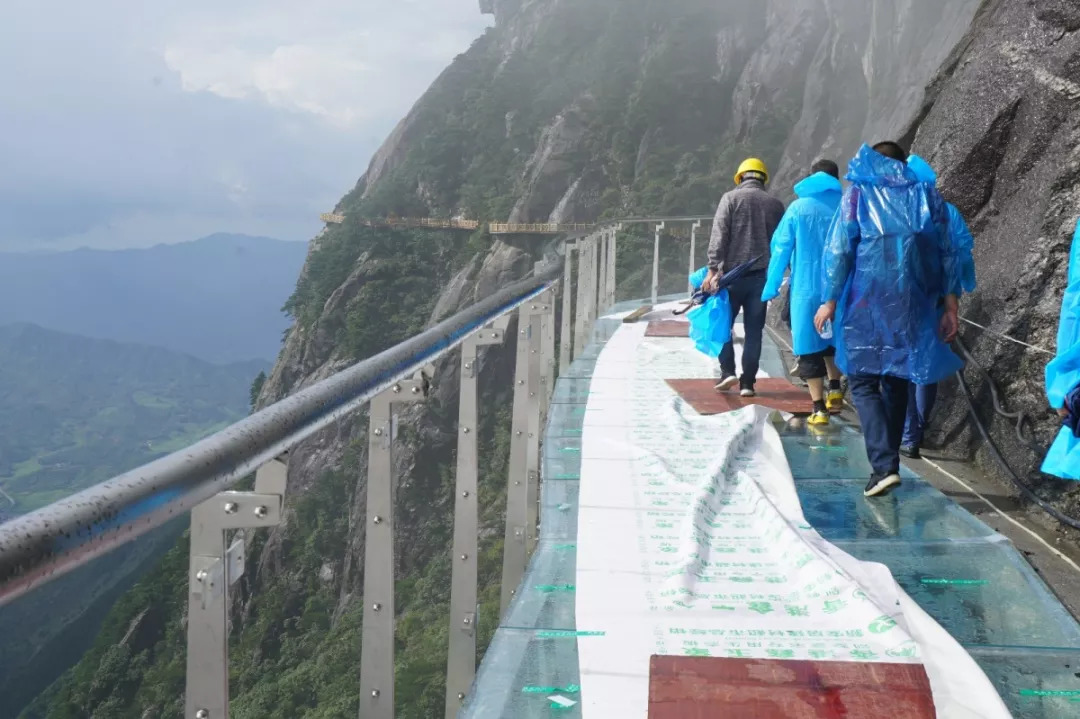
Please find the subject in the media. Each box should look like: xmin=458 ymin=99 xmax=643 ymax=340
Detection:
xmin=0 ymin=233 xmax=307 ymax=363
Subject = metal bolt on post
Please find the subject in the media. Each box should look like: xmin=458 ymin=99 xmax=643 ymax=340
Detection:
xmin=360 ymin=368 xmax=431 ymax=719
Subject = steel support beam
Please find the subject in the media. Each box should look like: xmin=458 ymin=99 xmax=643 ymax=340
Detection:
xmin=652 ymin=222 xmax=665 ymax=305
xmin=573 ymin=240 xmax=588 ymax=361
xmin=444 ymin=320 xmax=508 ymax=718
xmin=597 ymin=232 xmax=608 ymax=315
xmin=360 ymin=372 xmax=431 ymax=719
xmin=185 ymin=455 xmax=287 ymax=719
xmin=559 ymin=246 xmax=574 ymax=374
xmin=582 ymin=237 xmax=598 ymax=345
xmin=607 ymin=225 xmax=619 ymax=308
xmin=689 ymin=220 xmax=701 ymax=292
xmin=500 ymin=292 xmax=552 ymax=614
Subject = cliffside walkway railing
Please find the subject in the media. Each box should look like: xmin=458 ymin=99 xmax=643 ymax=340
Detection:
xmin=0 ymin=217 xmax=704 ymax=719
xmin=6 ymin=215 xmax=1073 ymax=718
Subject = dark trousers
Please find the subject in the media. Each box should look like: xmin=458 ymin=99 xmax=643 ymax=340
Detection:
xmin=849 ymin=374 xmax=910 ymax=476
xmin=902 ymin=383 xmax=939 ymax=448
xmin=718 ymin=271 xmax=768 ymax=387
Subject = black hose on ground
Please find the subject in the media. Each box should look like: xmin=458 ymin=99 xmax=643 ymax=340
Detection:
xmin=952 ymin=339 xmax=1080 ymax=531
xmin=954 ymin=337 xmax=1045 ymax=456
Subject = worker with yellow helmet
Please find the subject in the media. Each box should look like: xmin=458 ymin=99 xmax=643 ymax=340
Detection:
xmin=705 ymin=157 xmax=785 ymax=397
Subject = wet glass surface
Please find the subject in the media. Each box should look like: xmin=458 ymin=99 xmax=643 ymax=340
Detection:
xmin=502 ymin=538 xmax=579 ymax=631
xmin=796 ymin=479 xmax=997 ymax=542
xmin=833 ymin=540 xmax=1080 ymax=648
xmin=460 ymin=626 xmax=584 ymax=718
xmin=969 ymin=646 xmax=1080 ymax=719
xmin=471 ymin=297 xmax=1080 ymax=718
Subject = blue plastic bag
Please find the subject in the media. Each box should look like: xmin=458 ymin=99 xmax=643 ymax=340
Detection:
xmin=687 ymin=292 xmax=732 ymax=357
xmin=1042 ymin=220 xmax=1080 ymax=479
xmin=689 ymin=266 xmax=709 ymax=290
xmin=687 ymin=266 xmax=732 ymax=356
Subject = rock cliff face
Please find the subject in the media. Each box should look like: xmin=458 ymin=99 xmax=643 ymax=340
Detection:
xmin=904 ymin=0 xmax=1080 ymax=515
xmin=28 ymin=1 xmax=992 ymax=717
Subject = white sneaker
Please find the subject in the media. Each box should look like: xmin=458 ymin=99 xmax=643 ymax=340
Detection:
xmin=715 ymin=375 xmax=738 ymax=391
xmin=740 ymin=387 xmax=756 ymax=398
xmin=864 ymin=473 xmax=902 ymax=498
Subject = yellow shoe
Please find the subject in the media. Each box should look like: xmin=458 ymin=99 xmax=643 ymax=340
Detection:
xmin=807 ymin=410 xmax=830 ymax=426
xmin=826 ymin=390 xmax=844 ymax=413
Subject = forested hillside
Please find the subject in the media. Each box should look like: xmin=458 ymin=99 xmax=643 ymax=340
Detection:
xmin=0 ymin=323 xmax=262 ymax=716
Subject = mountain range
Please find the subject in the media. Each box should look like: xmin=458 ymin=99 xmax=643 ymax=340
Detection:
xmin=0 ymin=233 xmax=308 ymax=363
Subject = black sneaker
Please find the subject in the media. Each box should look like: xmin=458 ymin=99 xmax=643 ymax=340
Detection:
xmin=864 ymin=472 xmax=901 ymax=497
xmin=899 ymin=445 xmax=921 ymax=459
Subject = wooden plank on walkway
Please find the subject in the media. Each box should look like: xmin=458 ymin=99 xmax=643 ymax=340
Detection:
xmin=648 ymin=655 xmax=937 ymax=718
xmin=666 ymin=378 xmax=813 ymax=415
xmin=623 ymin=305 xmax=653 ymax=323
xmin=645 ymin=321 xmax=689 ymax=338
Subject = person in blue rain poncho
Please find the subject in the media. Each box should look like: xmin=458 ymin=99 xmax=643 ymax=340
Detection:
xmin=898 ymin=154 xmax=977 ymax=459
xmin=762 ymin=159 xmax=845 ymax=427
xmin=1043 ymin=220 xmax=1080 ymax=480
xmin=814 ymin=142 xmax=962 ymax=498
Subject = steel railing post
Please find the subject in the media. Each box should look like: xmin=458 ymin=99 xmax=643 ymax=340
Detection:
xmin=526 ymin=290 xmax=553 ymax=555
xmin=596 ymin=230 xmax=605 ymax=314
xmin=573 ymin=241 xmax=587 ymax=361
xmin=444 ymin=320 xmax=508 ymax=718
xmin=360 ymin=371 xmax=431 ymax=719
xmin=689 ymin=220 xmax=701 ymax=292
xmin=559 ymin=245 xmax=574 ymax=373
xmin=608 ymin=225 xmax=619 ymax=308
xmin=500 ymin=291 xmax=552 ymax=614
xmin=582 ymin=236 xmax=598 ymax=343
xmin=185 ymin=455 xmax=287 ymax=719
xmin=536 ymin=263 xmax=557 ymax=429
xmin=652 ymin=222 xmax=665 ymax=305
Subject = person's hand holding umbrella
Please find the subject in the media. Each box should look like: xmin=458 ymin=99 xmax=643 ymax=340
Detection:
xmin=703 ymin=268 xmax=721 ymax=294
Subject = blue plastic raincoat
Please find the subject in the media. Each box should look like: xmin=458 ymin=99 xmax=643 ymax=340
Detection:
xmin=821 ymin=144 xmax=963 ymax=384
xmin=1042 ymin=220 xmax=1080 ymax=479
xmin=686 ymin=267 xmax=732 ymax=357
xmin=762 ymin=172 xmax=843 ymax=355
xmin=907 ymin=155 xmax=977 ymax=294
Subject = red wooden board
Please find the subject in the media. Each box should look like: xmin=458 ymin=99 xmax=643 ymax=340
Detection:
xmin=645 ymin=321 xmax=690 ymax=338
xmin=649 ymin=656 xmax=937 ymax=718
xmin=666 ymin=378 xmax=814 ymax=415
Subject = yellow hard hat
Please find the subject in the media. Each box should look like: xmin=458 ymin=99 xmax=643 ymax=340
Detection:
xmin=734 ymin=158 xmax=769 ymax=185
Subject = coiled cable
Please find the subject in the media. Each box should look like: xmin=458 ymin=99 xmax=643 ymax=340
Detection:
xmin=952 ymin=336 xmax=1080 ymax=531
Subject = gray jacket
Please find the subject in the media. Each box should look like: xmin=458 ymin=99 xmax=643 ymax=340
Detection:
xmin=707 ymin=179 xmax=785 ymax=273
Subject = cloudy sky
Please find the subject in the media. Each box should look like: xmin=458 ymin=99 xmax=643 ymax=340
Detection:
xmin=0 ymin=0 xmax=490 ymax=251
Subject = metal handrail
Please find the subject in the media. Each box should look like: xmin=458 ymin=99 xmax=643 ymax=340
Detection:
xmin=0 ymin=259 xmax=563 ymax=606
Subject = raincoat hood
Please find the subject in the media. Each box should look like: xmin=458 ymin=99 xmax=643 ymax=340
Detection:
xmin=907 ymin=154 xmax=938 ymax=185
xmin=846 ymin=143 xmax=918 ymax=188
xmin=793 ymin=172 xmax=843 ymax=200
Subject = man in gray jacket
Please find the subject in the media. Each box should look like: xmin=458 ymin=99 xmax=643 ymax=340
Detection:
xmin=704 ymin=157 xmax=785 ymax=397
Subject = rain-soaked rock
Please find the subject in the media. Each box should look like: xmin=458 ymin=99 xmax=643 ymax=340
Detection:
xmin=905 ymin=0 xmax=1080 ymax=516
